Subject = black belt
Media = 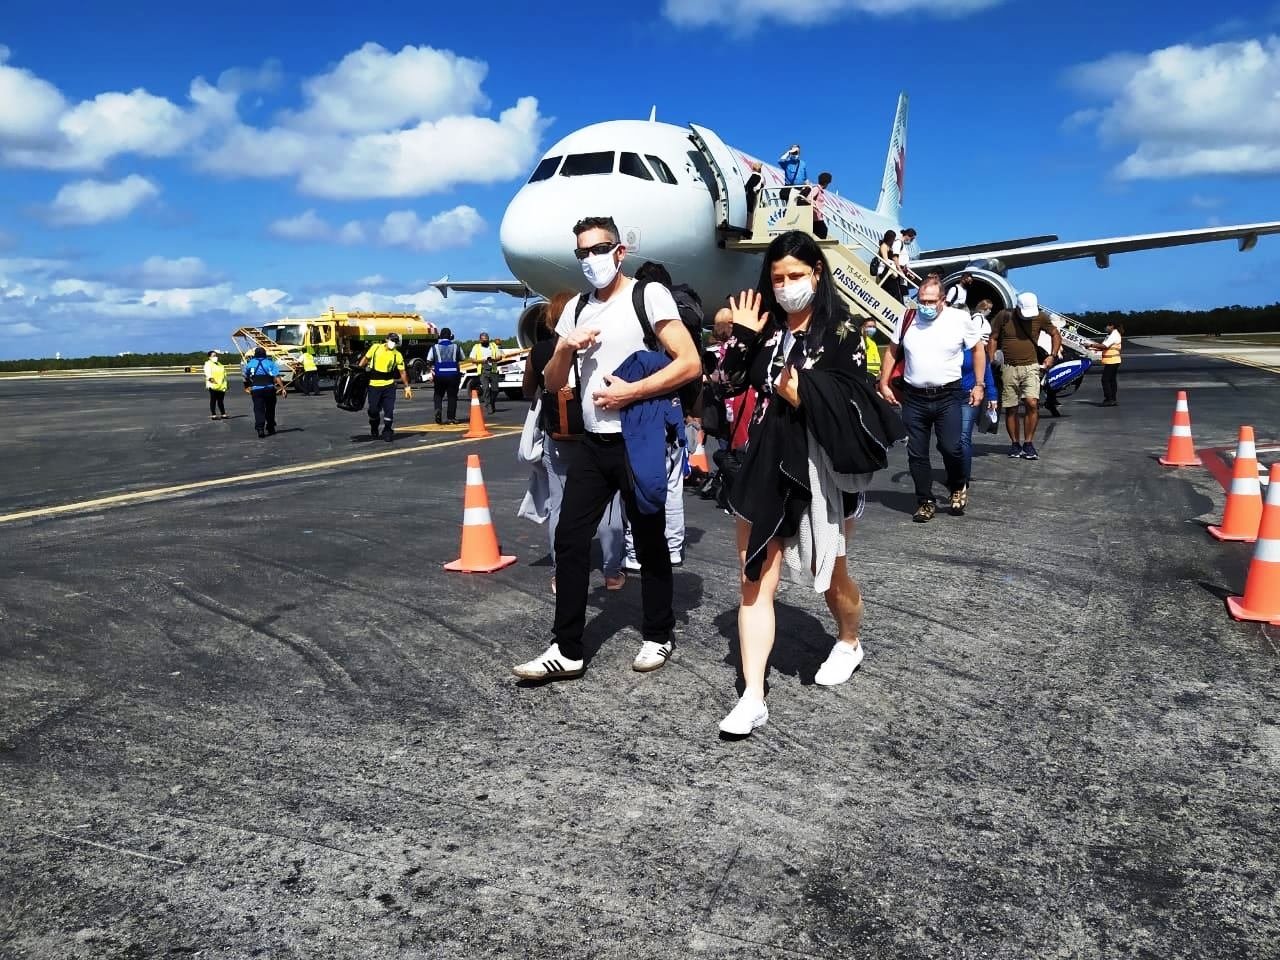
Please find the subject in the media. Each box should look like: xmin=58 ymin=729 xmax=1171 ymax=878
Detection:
xmin=584 ymin=431 xmax=625 ymax=445
xmin=903 ymin=380 xmax=962 ymax=396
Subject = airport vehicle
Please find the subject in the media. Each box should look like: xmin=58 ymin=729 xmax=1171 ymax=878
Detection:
xmin=434 ymin=95 xmax=1280 ymax=350
xmin=231 ymin=310 xmax=441 ymax=384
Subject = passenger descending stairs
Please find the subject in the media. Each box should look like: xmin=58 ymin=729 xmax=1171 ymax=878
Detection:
xmin=230 ymin=326 xmax=304 ymax=381
xmin=724 ymin=201 xmax=910 ymax=338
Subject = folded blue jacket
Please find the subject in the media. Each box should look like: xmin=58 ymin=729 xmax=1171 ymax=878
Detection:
xmin=614 ymin=350 xmax=684 ymax=515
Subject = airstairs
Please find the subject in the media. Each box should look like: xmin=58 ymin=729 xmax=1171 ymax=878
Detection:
xmin=230 ymin=327 xmax=303 ymax=381
xmin=724 ymin=187 xmax=914 ymax=338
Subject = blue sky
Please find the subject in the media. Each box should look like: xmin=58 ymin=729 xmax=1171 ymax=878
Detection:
xmin=1 ymin=0 xmax=1279 ymax=359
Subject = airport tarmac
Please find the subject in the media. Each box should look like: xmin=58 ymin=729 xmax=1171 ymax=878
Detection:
xmin=2 ymin=345 xmax=1278 ymax=959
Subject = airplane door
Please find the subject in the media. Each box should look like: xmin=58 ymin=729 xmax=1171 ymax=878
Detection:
xmin=689 ymin=124 xmax=749 ymax=232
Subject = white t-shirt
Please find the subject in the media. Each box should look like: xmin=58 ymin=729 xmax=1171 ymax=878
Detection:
xmin=555 ymin=278 xmax=680 ymax=434
xmin=892 ymin=305 xmax=980 ymax=387
xmin=946 ymin=283 xmax=968 ymax=308
xmin=892 ymin=238 xmax=911 ymax=273
xmin=1102 ymin=329 xmax=1121 ymax=348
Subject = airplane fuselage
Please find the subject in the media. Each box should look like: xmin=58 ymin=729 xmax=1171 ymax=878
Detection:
xmin=498 ymin=119 xmax=907 ymax=307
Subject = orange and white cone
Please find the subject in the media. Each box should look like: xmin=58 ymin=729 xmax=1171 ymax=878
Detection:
xmin=1226 ymin=463 xmax=1280 ymax=625
xmin=1158 ymin=390 xmax=1201 ymax=466
xmin=1208 ymin=426 xmax=1263 ymax=542
xmin=462 ymin=389 xmax=492 ymax=439
xmin=444 ymin=454 xmax=516 ymax=573
xmin=688 ymin=430 xmax=711 ymax=474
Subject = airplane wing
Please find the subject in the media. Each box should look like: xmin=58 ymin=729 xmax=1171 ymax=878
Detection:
xmin=913 ymin=220 xmax=1280 ymax=275
xmin=431 ymin=275 xmax=535 ymax=299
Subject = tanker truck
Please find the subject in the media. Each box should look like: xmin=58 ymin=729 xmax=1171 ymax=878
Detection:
xmin=231 ymin=309 xmax=442 ymax=385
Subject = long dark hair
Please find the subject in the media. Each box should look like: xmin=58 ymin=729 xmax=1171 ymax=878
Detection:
xmin=880 ymin=229 xmax=896 ymax=248
xmin=755 ymin=230 xmax=849 ymax=344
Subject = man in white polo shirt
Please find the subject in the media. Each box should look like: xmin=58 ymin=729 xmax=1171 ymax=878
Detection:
xmin=877 ymin=274 xmax=986 ymax=522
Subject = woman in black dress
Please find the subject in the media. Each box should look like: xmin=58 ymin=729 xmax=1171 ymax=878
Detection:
xmin=718 ymin=231 xmax=903 ymax=737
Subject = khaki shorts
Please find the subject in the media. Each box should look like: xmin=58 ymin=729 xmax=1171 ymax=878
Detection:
xmin=1001 ymin=363 xmax=1042 ymax=407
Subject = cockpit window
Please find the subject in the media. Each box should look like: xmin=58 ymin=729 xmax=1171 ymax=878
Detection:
xmin=645 ymin=154 xmax=678 ymax=185
xmin=527 ymin=156 xmax=562 ymax=183
xmin=559 ymin=152 xmax=615 ymax=177
xmin=619 ymin=152 xmax=653 ymax=181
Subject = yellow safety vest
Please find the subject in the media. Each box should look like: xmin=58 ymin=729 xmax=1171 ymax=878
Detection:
xmin=301 ymin=353 xmax=317 ymax=372
xmin=470 ymin=343 xmax=500 ymax=366
xmin=204 ymin=360 xmax=228 ymax=392
xmin=364 ymin=345 xmax=404 ymax=386
xmin=1101 ymin=334 xmax=1122 ymax=364
xmin=864 ymin=335 xmax=882 ymax=378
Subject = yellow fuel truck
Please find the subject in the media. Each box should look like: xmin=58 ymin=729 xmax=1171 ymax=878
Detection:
xmin=231 ymin=309 xmax=441 ymax=383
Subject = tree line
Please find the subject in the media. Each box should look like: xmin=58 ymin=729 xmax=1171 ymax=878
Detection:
xmin=2 ymin=302 xmax=1279 ymax=371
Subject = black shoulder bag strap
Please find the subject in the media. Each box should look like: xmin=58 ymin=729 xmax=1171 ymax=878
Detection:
xmin=630 ymin=280 xmax=661 ymax=351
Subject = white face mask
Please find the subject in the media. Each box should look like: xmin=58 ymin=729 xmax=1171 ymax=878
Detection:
xmin=773 ymin=276 xmax=815 ymax=314
xmin=385 ymin=340 xmax=397 ymax=350
xmin=580 ymin=249 xmax=619 ymax=290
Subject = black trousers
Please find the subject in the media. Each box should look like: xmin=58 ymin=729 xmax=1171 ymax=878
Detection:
xmin=367 ymin=385 xmax=397 ymax=430
xmin=1101 ymin=364 xmax=1119 ymax=402
xmin=813 ymin=219 xmax=829 ymax=239
xmin=250 ymin=390 xmax=277 ymax=432
xmin=302 ymin=371 xmax=319 ymax=395
xmin=901 ymin=387 xmax=965 ymax=501
xmin=434 ymin=377 xmax=460 ymax=420
xmin=552 ymin=433 xmax=675 ymax=660
xmin=208 ymin=389 xmax=226 ymax=416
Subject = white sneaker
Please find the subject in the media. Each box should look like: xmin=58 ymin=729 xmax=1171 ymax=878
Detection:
xmin=623 ymin=557 xmax=642 ymax=572
xmin=632 ymin=639 xmax=674 ymax=672
xmin=669 ymin=551 xmax=683 ymax=566
xmin=512 ymin=643 xmax=584 ymax=680
xmin=814 ymin=641 xmax=865 ymax=686
xmin=718 ymin=695 xmax=768 ymax=736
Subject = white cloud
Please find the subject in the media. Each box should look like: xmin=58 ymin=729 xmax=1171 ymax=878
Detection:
xmin=47 ymin=175 xmax=160 ymax=225
xmin=662 ymin=0 xmax=1007 ymax=27
xmin=268 ymin=209 xmax=334 ymax=242
xmin=1067 ymin=36 xmax=1280 ymax=178
xmin=131 ymin=255 xmax=213 ymax=286
xmin=270 ymin=205 xmax=485 ymax=252
xmin=0 ymin=45 xmax=66 ymax=144
xmin=285 ymin=43 xmax=489 ymax=134
xmin=358 ymin=274 xmax=389 ymax=287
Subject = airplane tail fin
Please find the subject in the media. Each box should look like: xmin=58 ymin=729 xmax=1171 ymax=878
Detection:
xmin=875 ymin=92 xmax=909 ymax=221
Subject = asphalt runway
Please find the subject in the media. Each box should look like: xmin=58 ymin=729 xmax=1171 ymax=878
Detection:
xmin=2 ymin=346 xmax=1278 ymax=959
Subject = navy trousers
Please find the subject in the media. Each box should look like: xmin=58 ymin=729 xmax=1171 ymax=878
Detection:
xmin=367 ymin=385 xmax=397 ymax=432
xmin=250 ymin=390 xmax=277 ymax=433
xmin=902 ymin=387 xmax=965 ymax=501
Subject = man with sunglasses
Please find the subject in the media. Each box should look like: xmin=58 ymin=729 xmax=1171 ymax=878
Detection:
xmin=512 ymin=216 xmax=702 ymax=682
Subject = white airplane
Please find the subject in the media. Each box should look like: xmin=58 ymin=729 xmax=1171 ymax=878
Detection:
xmin=435 ymin=95 xmax=1280 ymax=344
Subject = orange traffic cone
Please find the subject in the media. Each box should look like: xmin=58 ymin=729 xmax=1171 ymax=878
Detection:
xmin=1208 ymin=426 xmax=1263 ymax=542
xmin=1158 ymin=390 xmax=1201 ymax=466
xmin=1226 ymin=464 xmax=1280 ymax=625
xmin=462 ymin=389 xmax=492 ymax=439
xmin=689 ymin=430 xmax=711 ymax=474
xmin=444 ymin=455 xmax=516 ymax=573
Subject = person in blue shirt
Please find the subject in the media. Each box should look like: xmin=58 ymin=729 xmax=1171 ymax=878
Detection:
xmin=242 ymin=346 xmax=285 ymax=438
xmin=779 ymin=144 xmax=807 ymax=204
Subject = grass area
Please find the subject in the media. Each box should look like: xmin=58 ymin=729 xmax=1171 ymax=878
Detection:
xmin=1176 ymin=332 xmax=1280 ymax=346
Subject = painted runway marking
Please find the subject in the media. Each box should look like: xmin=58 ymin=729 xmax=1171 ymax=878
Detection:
xmin=0 ymin=428 xmax=520 ymax=525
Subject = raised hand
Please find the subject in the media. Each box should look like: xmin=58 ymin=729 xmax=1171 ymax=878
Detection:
xmin=562 ymin=326 xmax=600 ymax=351
xmin=729 ymin=289 xmax=767 ymax=332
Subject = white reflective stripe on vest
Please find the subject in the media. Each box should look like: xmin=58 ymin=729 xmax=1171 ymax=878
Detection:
xmin=463 ymin=507 xmax=493 ymax=526
xmin=1254 ymin=538 xmax=1280 ymax=564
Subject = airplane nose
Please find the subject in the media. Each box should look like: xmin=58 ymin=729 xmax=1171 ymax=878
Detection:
xmin=500 ymin=185 xmax=583 ymax=297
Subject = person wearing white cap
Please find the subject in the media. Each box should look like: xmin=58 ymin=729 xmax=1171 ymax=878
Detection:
xmin=987 ymin=291 xmax=1061 ymax=460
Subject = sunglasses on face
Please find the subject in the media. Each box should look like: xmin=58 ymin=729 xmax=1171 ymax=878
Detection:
xmin=574 ymin=242 xmax=619 ymax=260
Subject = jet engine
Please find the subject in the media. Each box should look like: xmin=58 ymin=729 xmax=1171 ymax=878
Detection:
xmin=516 ymin=301 xmax=552 ymax=349
xmin=940 ymin=266 xmax=1018 ymax=314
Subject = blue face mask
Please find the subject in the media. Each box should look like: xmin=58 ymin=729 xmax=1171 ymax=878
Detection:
xmin=918 ymin=304 xmax=938 ymax=320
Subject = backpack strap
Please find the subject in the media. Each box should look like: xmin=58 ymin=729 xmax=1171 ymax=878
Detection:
xmin=630 ymin=280 xmax=660 ymax=351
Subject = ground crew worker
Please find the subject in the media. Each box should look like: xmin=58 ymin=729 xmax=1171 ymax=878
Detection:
xmin=359 ymin=331 xmax=412 ymax=441
xmin=427 ymin=327 xmax=463 ymax=424
xmin=242 ymin=346 xmax=285 ymax=438
xmin=469 ymin=332 xmax=502 ymax=413
xmin=300 ymin=351 xmax=319 ymax=395
xmin=862 ymin=321 xmax=882 ymax=380
xmin=204 ymin=349 xmax=228 ymax=419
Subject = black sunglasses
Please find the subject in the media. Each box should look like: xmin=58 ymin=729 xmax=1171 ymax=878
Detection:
xmin=573 ymin=241 xmax=618 ymax=260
